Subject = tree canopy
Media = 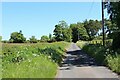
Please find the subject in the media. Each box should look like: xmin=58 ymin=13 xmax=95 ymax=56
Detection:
xmin=83 ymin=20 xmax=102 ymax=40
xmin=53 ymin=20 xmax=102 ymax=43
xmin=29 ymin=36 xmax=37 ymax=43
xmin=9 ymin=30 xmax=26 ymax=43
xmin=53 ymin=20 xmax=72 ymax=42
xmin=105 ymin=2 xmax=120 ymax=50
xmin=41 ymin=35 xmax=49 ymax=42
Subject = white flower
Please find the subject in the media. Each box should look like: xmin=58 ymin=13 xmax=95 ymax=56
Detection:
xmin=32 ymin=54 xmax=37 ymax=57
xmin=28 ymin=59 xmax=31 ymax=62
xmin=48 ymin=56 xmax=51 ymax=59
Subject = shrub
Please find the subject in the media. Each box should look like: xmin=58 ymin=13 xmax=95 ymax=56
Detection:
xmin=106 ymin=53 xmax=120 ymax=74
xmin=77 ymin=42 xmax=120 ymax=73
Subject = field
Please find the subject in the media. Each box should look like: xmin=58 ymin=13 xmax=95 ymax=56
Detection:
xmin=77 ymin=40 xmax=120 ymax=74
xmin=2 ymin=42 xmax=69 ymax=78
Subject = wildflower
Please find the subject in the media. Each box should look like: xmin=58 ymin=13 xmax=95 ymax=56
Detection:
xmin=32 ymin=54 xmax=37 ymax=57
xmin=28 ymin=59 xmax=31 ymax=62
xmin=48 ymin=55 xmax=51 ymax=59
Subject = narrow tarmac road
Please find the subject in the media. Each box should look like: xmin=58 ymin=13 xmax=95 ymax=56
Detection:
xmin=56 ymin=43 xmax=119 ymax=79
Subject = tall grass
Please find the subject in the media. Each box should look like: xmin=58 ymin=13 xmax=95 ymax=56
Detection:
xmin=106 ymin=53 xmax=120 ymax=74
xmin=2 ymin=42 xmax=69 ymax=78
xmin=77 ymin=40 xmax=120 ymax=74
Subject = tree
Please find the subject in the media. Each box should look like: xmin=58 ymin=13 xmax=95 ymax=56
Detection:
xmin=49 ymin=33 xmax=52 ymax=40
xmin=53 ymin=20 xmax=71 ymax=42
xmin=105 ymin=2 xmax=120 ymax=50
xmin=70 ymin=22 xmax=89 ymax=43
xmin=58 ymin=20 xmax=68 ymax=28
xmin=104 ymin=19 xmax=116 ymax=39
xmin=70 ymin=24 xmax=78 ymax=43
xmin=83 ymin=19 xmax=102 ymax=40
xmin=77 ymin=22 xmax=89 ymax=40
xmin=62 ymin=27 xmax=72 ymax=42
xmin=9 ymin=30 xmax=26 ymax=43
xmin=29 ymin=36 xmax=37 ymax=43
xmin=41 ymin=35 xmax=49 ymax=42
xmin=53 ymin=25 xmax=63 ymax=41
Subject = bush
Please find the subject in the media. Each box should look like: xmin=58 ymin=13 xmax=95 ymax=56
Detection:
xmin=106 ymin=54 xmax=120 ymax=74
xmin=77 ymin=42 xmax=120 ymax=73
xmin=82 ymin=44 xmax=106 ymax=65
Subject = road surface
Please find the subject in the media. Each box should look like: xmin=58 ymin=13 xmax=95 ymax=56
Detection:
xmin=56 ymin=43 xmax=119 ymax=79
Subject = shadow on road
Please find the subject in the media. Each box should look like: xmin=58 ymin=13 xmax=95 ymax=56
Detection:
xmin=60 ymin=49 xmax=100 ymax=68
xmin=57 ymin=44 xmax=119 ymax=78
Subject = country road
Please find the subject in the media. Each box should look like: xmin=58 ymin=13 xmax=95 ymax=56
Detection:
xmin=56 ymin=43 xmax=119 ymax=79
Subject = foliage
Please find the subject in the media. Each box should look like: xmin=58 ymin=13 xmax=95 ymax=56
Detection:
xmin=3 ymin=55 xmax=57 ymax=78
xmin=62 ymin=28 xmax=72 ymax=42
xmin=83 ymin=20 xmax=102 ymax=40
xmin=9 ymin=30 xmax=26 ymax=43
xmin=77 ymin=41 xmax=120 ymax=74
xmin=112 ymin=32 xmax=120 ymax=50
xmin=70 ymin=22 xmax=89 ymax=43
xmin=0 ymin=36 xmax=2 ymax=41
xmin=53 ymin=20 xmax=72 ymax=42
xmin=29 ymin=36 xmax=37 ymax=43
xmin=82 ymin=44 xmax=106 ymax=64
xmin=2 ymin=42 xmax=69 ymax=78
xmin=105 ymin=2 xmax=120 ymax=50
xmin=106 ymin=53 xmax=120 ymax=73
xmin=2 ymin=40 xmax=9 ymax=43
xmin=40 ymin=35 xmax=49 ymax=42
xmin=70 ymin=24 xmax=78 ymax=43
xmin=49 ymin=33 xmax=52 ymax=40
xmin=53 ymin=25 xmax=63 ymax=41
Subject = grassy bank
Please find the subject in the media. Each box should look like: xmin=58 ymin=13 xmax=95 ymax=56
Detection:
xmin=77 ymin=40 xmax=120 ymax=74
xmin=2 ymin=41 xmax=69 ymax=78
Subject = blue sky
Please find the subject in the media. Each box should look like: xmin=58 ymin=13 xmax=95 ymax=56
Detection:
xmin=2 ymin=2 xmax=108 ymax=40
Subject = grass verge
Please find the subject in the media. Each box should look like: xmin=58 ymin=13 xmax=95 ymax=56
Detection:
xmin=2 ymin=41 xmax=69 ymax=78
xmin=77 ymin=40 xmax=120 ymax=74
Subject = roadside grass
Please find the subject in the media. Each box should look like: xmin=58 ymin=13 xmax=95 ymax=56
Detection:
xmin=105 ymin=52 xmax=120 ymax=74
xmin=77 ymin=40 xmax=120 ymax=74
xmin=3 ymin=55 xmax=57 ymax=78
xmin=2 ymin=41 xmax=69 ymax=78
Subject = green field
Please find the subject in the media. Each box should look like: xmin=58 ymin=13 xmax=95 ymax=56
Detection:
xmin=2 ymin=42 xmax=69 ymax=78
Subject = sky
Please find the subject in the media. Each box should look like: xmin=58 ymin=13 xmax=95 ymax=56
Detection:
xmin=2 ymin=2 xmax=108 ymax=40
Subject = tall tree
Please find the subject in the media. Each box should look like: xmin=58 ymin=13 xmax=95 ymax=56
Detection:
xmin=9 ymin=30 xmax=26 ymax=43
xmin=83 ymin=19 xmax=102 ymax=40
xmin=70 ymin=24 xmax=78 ymax=43
xmin=104 ymin=19 xmax=116 ymax=39
xmin=105 ymin=2 xmax=120 ymax=50
xmin=58 ymin=20 xmax=68 ymax=28
xmin=53 ymin=20 xmax=72 ymax=42
xmin=63 ymin=27 xmax=72 ymax=42
xmin=53 ymin=25 xmax=63 ymax=41
xmin=49 ymin=33 xmax=52 ymax=40
xmin=70 ymin=22 xmax=88 ymax=43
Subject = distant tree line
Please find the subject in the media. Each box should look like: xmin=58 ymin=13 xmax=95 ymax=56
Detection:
xmin=53 ymin=20 xmax=112 ymax=43
xmin=1 ymin=19 xmax=113 ymax=43
xmin=1 ymin=30 xmax=55 ymax=43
